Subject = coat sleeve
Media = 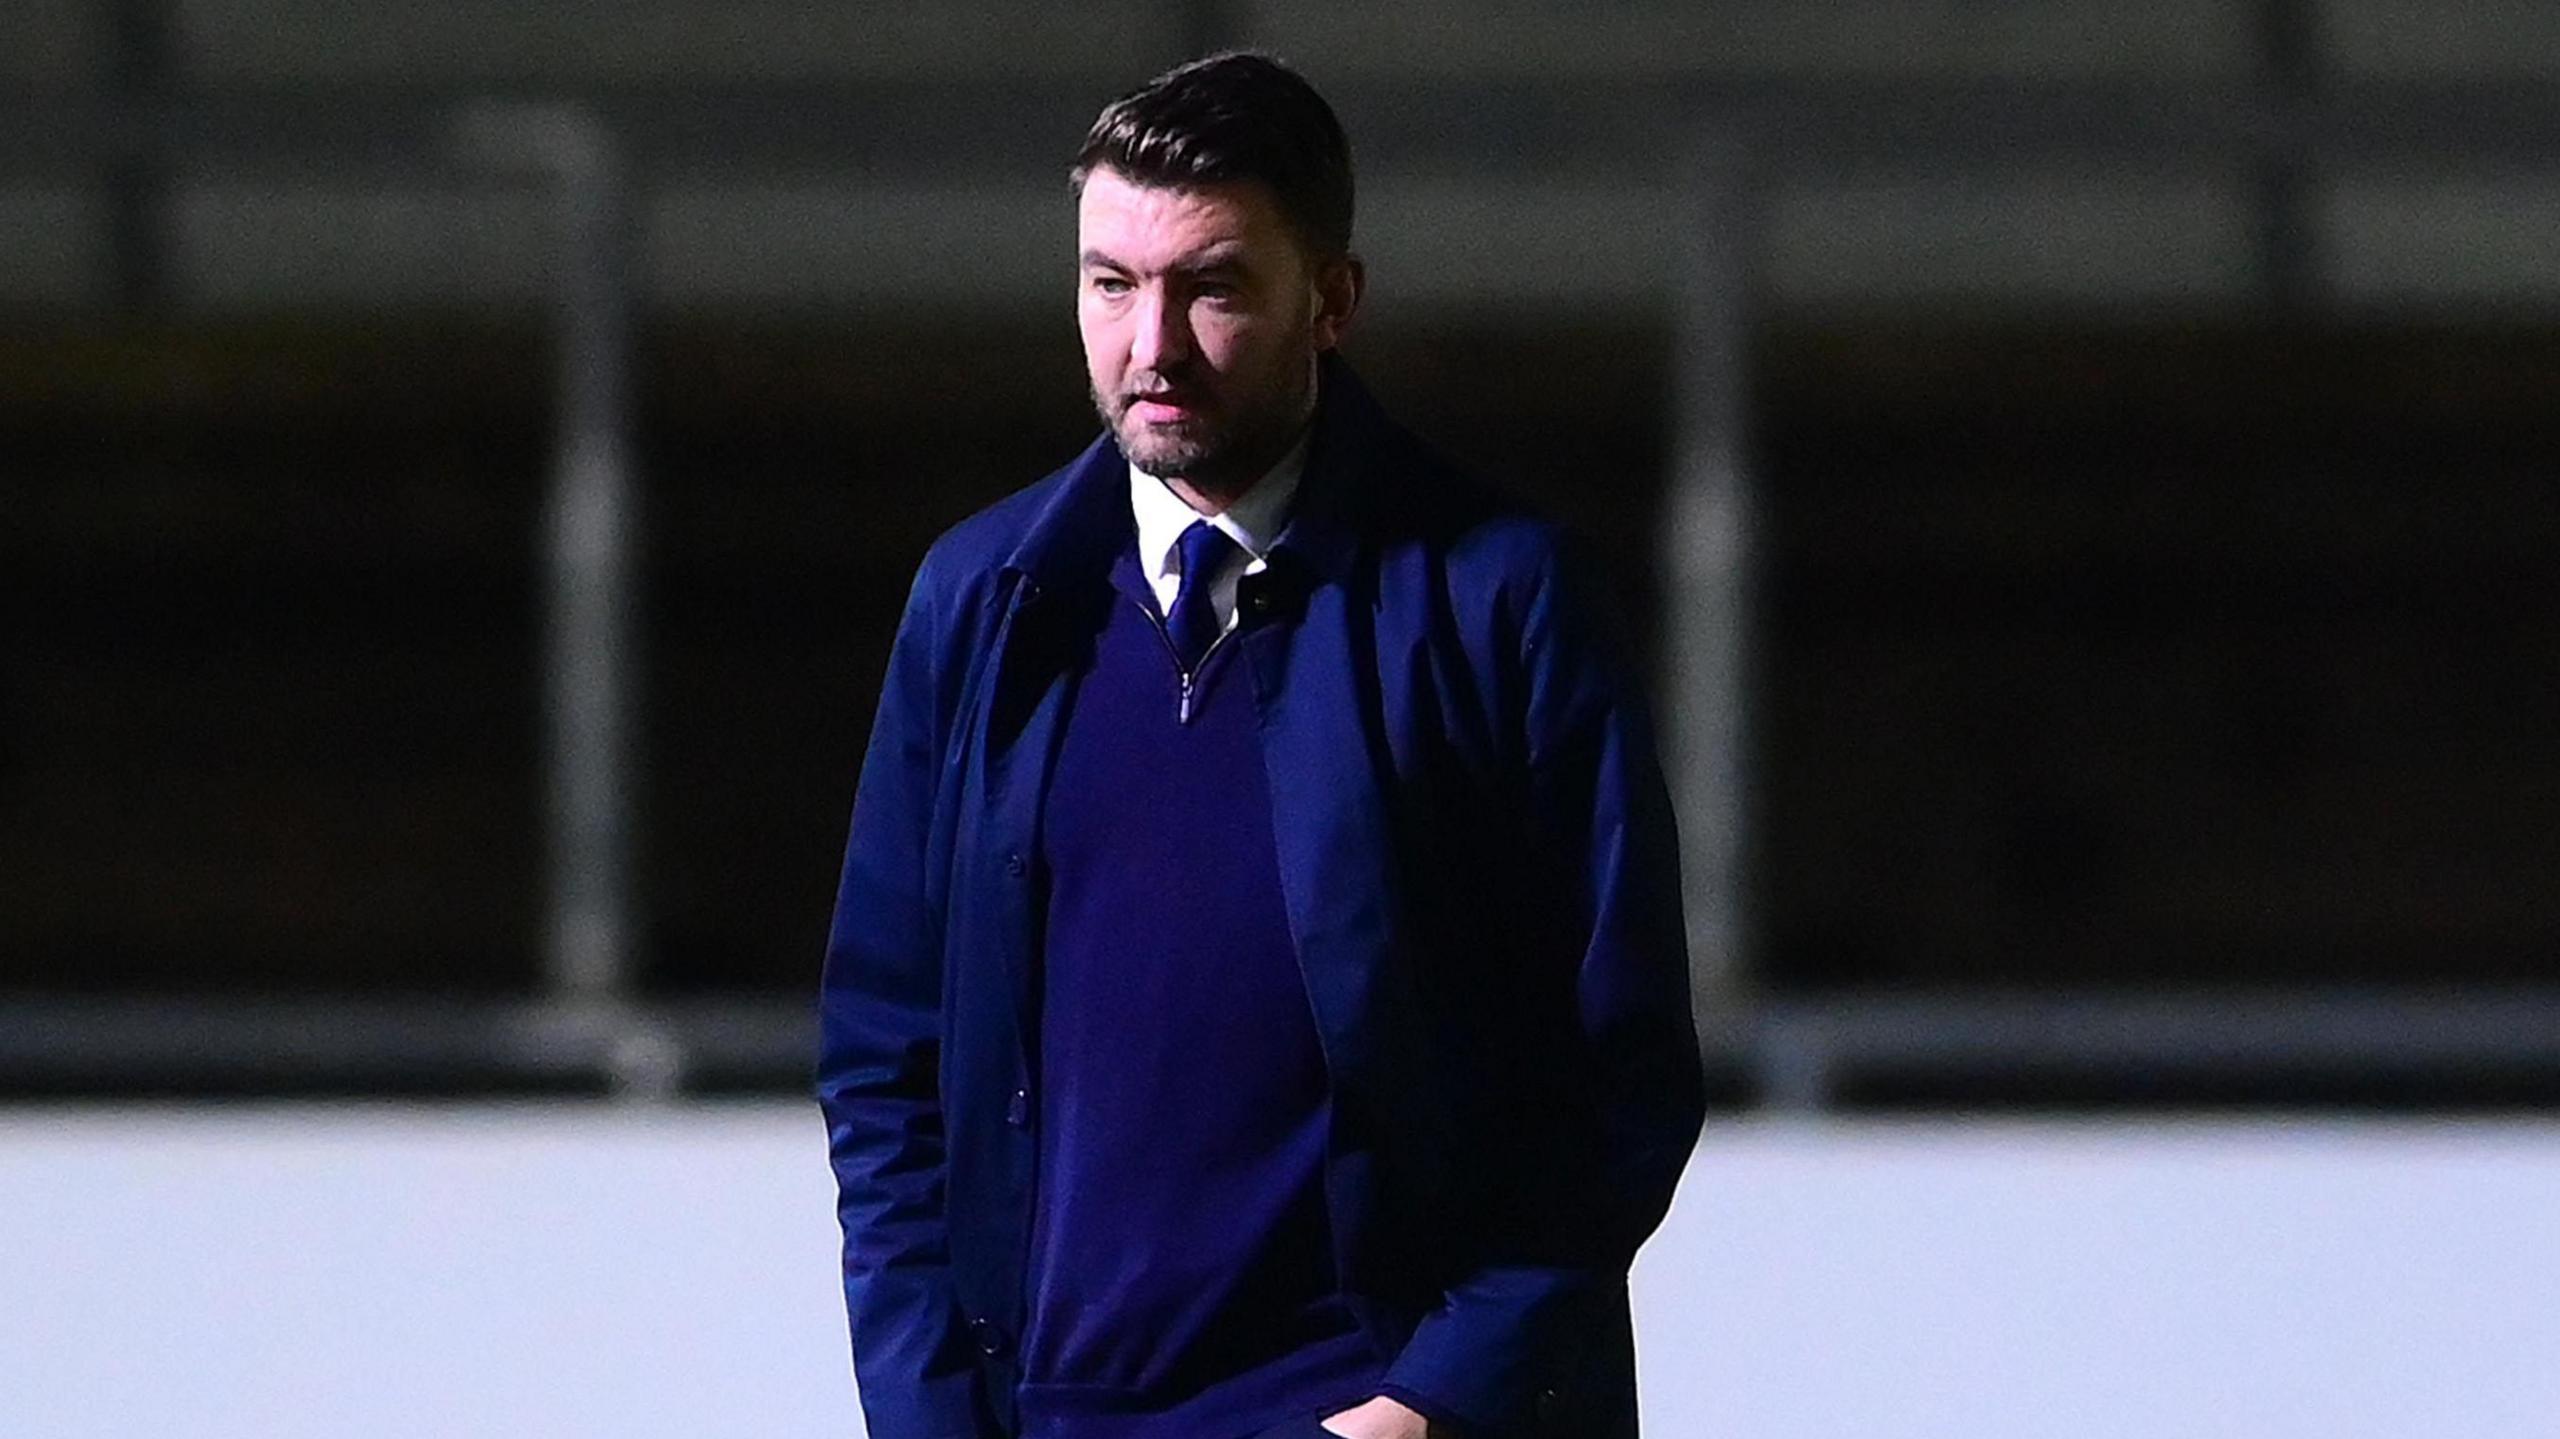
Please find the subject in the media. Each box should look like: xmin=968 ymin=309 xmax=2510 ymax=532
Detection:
xmin=817 ymin=558 xmax=1000 ymax=1439
xmin=1378 ymin=531 xmax=1709 ymax=1434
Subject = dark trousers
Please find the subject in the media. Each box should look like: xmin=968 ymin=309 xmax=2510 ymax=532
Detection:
xmin=1247 ymin=1418 xmax=1337 ymax=1439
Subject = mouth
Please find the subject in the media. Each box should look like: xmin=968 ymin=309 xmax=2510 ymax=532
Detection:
xmin=1125 ymin=393 xmax=1206 ymax=425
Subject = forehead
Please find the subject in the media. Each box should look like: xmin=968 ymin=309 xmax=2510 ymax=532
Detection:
xmin=1076 ymin=168 xmax=1299 ymax=270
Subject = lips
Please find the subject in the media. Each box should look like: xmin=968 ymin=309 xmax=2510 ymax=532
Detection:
xmin=1127 ymin=395 xmax=1203 ymax=424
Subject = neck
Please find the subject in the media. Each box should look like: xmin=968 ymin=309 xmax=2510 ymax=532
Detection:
xmin=1163 ymin=406 xmax=1315 ymax=517
xmin=1165 ymin=473 xmax=1248 ymax=517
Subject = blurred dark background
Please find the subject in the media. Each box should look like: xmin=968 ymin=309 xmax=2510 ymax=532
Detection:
xmin=5 ymin=0 xmax=2557 ymax=1102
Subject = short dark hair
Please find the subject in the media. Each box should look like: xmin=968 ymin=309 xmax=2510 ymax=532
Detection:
xmin=1071 ymin=50 xmax=1355 ymax=260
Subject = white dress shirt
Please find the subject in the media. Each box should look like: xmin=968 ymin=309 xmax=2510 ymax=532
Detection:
xmin=1126 ymin=432 xmax=1309 ymax=639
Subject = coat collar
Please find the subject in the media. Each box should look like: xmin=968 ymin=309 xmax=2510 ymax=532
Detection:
xmin=1000 ymin=352 xmax=1385 ymax=595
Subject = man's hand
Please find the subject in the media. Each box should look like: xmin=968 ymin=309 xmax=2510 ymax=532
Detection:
xmin=1319 ymin=1394 xmax=1451 ymax=1439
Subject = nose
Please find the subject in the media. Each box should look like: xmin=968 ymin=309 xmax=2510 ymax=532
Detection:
xmin=1129 ymin=284 xmax=1192 ymax=375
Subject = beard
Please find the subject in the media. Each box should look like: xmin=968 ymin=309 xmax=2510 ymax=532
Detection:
xmin=1094 ymin=345 xmax=1317 ymax=494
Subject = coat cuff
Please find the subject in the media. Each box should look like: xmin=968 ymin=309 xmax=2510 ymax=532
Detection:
xmin=1377 ymin=1264 xmax=1607 ymax=1435
xmin=1374 ymin=1382 xmax=1485 ymax=1435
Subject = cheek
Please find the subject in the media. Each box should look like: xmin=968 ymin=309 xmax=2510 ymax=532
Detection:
xmin=1077 ymin=310 xmax=1125 ymax=379
xmin=1192 ymin=311 xmax=1270 ymax=373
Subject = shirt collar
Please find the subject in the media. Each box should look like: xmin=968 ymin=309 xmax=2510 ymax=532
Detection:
xmin=1127 ymin=428 xmax=1309 ymax=583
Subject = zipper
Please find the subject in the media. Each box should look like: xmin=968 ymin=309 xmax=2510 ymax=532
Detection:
xmin=1127 ymin=594 xmax=1235 ymax=725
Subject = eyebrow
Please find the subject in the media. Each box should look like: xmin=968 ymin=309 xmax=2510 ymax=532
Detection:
xmin=1175 ymin=252 xmax=1249 ymax=281
xmin=1079 ymin=243 xmax=1252 ymax=277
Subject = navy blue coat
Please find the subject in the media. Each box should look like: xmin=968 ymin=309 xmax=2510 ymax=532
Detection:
xmin=820 ymin=359 xmax=1706 ymax=1439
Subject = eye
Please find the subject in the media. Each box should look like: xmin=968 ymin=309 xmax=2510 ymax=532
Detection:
xmin=1090 ymin=275 xmax=1133 ymax=298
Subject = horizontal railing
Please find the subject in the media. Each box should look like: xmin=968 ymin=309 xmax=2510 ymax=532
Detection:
xmin=7 ymin=990 xmax=2560 ymax=1110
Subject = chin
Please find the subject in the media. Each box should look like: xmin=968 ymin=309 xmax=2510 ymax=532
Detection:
xmin=1128 ymin=451 xmax=1217 ymax=482
xmin=1118 ymin=427 xmax=1220 ymax=478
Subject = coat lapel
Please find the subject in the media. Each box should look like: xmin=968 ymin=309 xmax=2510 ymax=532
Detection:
xmin=975 ymin=434 xmax=1131 ymax=1073
xmin=1243 ymin=356 xmax=1414 ymax=1098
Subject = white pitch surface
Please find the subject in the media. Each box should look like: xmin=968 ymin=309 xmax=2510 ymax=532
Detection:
xmin=4 ymin=1106 xmax=2557 ymax=1438
xmin=1635 ymin=1118 xmax=2560 ymax=1439
xmin=0 ymin=1103 xmax=852 ymax=1439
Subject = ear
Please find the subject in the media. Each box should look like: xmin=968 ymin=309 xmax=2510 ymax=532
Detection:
xmin=1309 ymin=252 xmax=1365 ymax=352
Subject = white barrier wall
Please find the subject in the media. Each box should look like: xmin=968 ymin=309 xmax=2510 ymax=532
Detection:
xmin=5 ymin=1106 xmax=2556 ymax=1439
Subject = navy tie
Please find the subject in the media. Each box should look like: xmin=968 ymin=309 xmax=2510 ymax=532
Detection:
xmin=1166 ymin=519 xmax=1239 ymax=673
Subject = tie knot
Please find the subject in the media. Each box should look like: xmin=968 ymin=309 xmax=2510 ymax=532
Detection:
xmin=1176 ymin=519 xmax=1237 ymax=582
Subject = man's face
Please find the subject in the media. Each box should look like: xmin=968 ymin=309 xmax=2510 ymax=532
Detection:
xmin=1076 ymin=167 xmax=1357 ymax=495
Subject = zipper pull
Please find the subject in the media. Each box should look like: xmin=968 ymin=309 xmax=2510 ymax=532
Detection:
xmin=1179 ymin=671 xmax=1195 ymax=725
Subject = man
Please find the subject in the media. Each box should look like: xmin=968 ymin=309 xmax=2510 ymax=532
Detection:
xmin=820 ymin=52 xmax=1704 ymax=1439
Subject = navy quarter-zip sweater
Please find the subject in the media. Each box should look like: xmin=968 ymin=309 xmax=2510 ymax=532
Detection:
xmin=1015 ymin=545 xmax=1384 ymax=1439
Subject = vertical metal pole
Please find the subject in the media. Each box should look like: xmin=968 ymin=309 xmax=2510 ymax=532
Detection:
xmin=1180 ymin=0 xmax=1240 ymax=58
xmin=1663 ymin=138 xmax=1757 ymax=1024
xmin=541 ymin=114 xmax=640 ymax=1012
xmin=2257 ymin=0 xmax=2323 ymax=309
xmin=456 ymin=104 xmax=670 ymax=1099
xmin=104 ymin=0 xmax=172 ymax=314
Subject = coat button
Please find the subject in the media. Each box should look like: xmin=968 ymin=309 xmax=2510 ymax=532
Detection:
xmin=1003 ymin=851 xmax=1026 ymax=878
xmin=970 ymin=1317 xmax=1009 ymax=1357
xmin=1246 ymin=589 xmax=1271 ymax=613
